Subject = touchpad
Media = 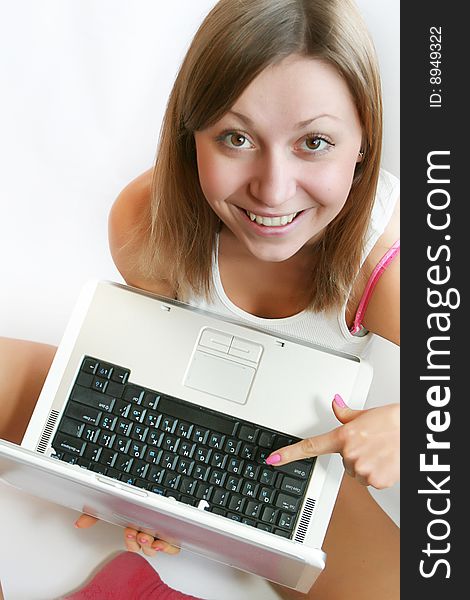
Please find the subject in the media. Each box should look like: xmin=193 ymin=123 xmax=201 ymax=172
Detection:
xmin=184 ymin=328 xmax=262 ymax=405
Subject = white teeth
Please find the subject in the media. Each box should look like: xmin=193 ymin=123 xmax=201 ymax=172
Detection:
xmin=246 ymin=211 xmax=298 ymax=226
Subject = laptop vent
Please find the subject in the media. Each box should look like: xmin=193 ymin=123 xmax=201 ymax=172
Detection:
xmin=294 ymin=498 xmax=316 ymax=543
xmin=36 ymin=410 xmax=60 ymax=453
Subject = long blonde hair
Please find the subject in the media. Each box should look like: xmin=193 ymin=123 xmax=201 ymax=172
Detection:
xmin=140 ymin=0 xmax=383 ymax=311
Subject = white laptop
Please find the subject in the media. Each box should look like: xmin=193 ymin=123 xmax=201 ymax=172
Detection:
xmin=0 ymin=280 xmax=372 ymax=592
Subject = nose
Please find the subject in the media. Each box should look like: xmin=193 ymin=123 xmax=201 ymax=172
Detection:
xmin=249 ymin=150 xmax=297 ymax=208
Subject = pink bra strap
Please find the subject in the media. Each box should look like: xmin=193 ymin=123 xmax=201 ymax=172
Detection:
xmin=350 ymin=239 xmax=400 ymax=335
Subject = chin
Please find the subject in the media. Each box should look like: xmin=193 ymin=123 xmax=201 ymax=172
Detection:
xmin=246 ymin=241 xmax=304 ymax=263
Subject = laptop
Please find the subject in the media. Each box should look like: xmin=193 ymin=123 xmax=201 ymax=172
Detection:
xmin=0 ymin=280 xmax=372 ymax=592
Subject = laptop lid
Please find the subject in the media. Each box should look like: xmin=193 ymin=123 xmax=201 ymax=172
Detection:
xmin=0 ymin=280 xmax=372 ymax=592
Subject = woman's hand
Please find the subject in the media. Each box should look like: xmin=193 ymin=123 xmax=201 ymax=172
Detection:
xmin=74 ymin=514 xmax=180 ymax=557
xmin=266 ymin=396 xmax=400 ymax=489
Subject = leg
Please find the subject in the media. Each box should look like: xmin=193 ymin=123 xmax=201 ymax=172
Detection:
xmin=274 ymin=475 xmax=399 ymax=600
xmin=0 ymin=337 xmax=56 ymax=444
xmin=63 ymin=552 xmax=203 ymax=599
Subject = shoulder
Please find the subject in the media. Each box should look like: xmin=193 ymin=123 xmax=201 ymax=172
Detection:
xmin=108 ymin=169 xmax=176 ymax=297
xmin=360 ymin=193 xmax=400 ymax=345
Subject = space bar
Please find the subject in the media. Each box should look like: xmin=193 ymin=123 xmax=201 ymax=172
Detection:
xmin=157 ymin=396 xmax=236 ymax=435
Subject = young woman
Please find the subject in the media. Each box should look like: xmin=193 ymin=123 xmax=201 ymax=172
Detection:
xmin=1 ymin=1 xmax=399 ymax=598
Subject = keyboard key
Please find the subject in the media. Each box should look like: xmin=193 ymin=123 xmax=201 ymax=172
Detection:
xmin=238 ymin=425 xmax=257 ymax=443
xmin=82 ymin=425 xmax=100 ymax=443
xmin=147 ymin=466 xmax=165 ymax=484
xmin=240 ymin=444 xmax=255 ymax=460
xmin=227 ymin=457 xmax=244 ymax=475
xmin=210 ymin=451 xmax=227 ymax=469
xmin=208 ymin=469 xmax=226 ymax=487
xmin=71 ymin=386 xmax=115 ymax=412
xmin=141 ymin=392 xmax=161 ymax=410
xmin=129 ymin=441 xmax=147 ymax=459
xmin=76 ymin=372 xmax=94 ymax=388
xmin=99 ymin=449 xmax=118 ymax=468
xmin=277 ymin=460 xmax=313 ymax=480
xmin=195 ymin=447 xmax=212 ymax=464
xmin=91 ymin=377 xmax=108 ymax=393
xmin=241 ymin=480 xmax=259 ymax=498
xmin=158 ymin=397 xmax=236 ymax=436
xmin=96 ymin=363 xmax=113 ymax=379
xmin=258 ymin=431 xmax=275 ymax=448
xmin=160 ymin=416 xmax=178 ymax=434
xmin=53 ymin=433 xmax=86 ymax=456
xmin=116 ymin=419 xmax=133 ymax=436
xmin=244 ymin=501 xmax=262 ymax=519
xmin=228 ymin=495 xmax=245 ymax=513
xmin=113 ymin=436 xmax=131 ymax=454
xmin=194 ymin=482 xmax=213 ymax=500
xmin=278 ymin=512 xmax=295 ymax=531
xmin=123 ymin=385 xmax=144 ymax=404
xmin=59 ymin=419 xmax=84 ymax=438
xmin=259 ymin=487 xmax=276 ymax=504
xmin=176 ymin=421 xmax=193 ymax=439
xmin=208 ymin=433 xmax=225 ymax=450
xmin=275 ymin=493 xmax=300 ymax=513
xmin=145 ymin=412 xmax=162 ymax=429
xmin=280 ymin=476 xmax=306 ymax=496
xmin=81 ymin=358 xmax=99 ymax=375
xmin=84 ymin=444 xmax=102 ymax=462
xmin=100 ymin=415 xmax=117 ymax=431
xmin=145 ymin=447 xmax=162 ymax=465
xmin=111 ymin=367 xmax=129 ymax=385
xmin=259 ymin=467 xmax=276 ymax=486
xmin=261 ymin=507 xmax=279 ymax=525
xmin=192 ymin=426 xmax=209 ymax=444
xmin=98 ymin=431 xmax=115 ymax=448
xmin=226 ymin=475 xmax=242 ymax=493
xmin=129 ymin=406 xmax=146 ymax=423
xmin=65 ymin=401 xmax=101 ymax=426
xmin=176 ymin=458 xmax=194 ymax=476
xmin=212 ymin=489 xmax=229 ymax=507
xmin=180 ymin=477 xmax=197 ymax=495
xmin=178 ymin=440 xmax=196 ymax=458
xmin=131 ymin=424 xmax=148 ymax=442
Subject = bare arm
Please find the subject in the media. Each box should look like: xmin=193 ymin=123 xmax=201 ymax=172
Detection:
xmin=108 ymin=168 xmax=176 ymax=298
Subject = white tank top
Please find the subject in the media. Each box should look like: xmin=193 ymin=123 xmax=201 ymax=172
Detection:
xmin=182 ymin=169 xmax=400 ymax=357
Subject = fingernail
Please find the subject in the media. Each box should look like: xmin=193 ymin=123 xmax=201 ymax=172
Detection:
xmin=153 ymin=545 xmax=164 ymax=552
xmin=126 ymin=534 xmax=136 ymax=539
xmin=333 ymin=393 xmax=347 ymax=408
xmin=139 ymin=538 xmax=148 ymax=544
xmin=74 ymin=521 xmax=81 ymax=528
xmin=266 ymin=453 xmax=282 ymax=465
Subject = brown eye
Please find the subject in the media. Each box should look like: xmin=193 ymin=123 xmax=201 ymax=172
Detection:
xmin=305 ymin=137 xmax=322 ymax=150
xmin=230 ymin=133 xmax=247 ymax=147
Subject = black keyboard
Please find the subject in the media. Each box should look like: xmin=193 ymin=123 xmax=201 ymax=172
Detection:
xmin=51 ymin=356 xmax=315 ymax=539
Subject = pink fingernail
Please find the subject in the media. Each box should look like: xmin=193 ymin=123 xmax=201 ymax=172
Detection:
xmin=266 ymin=453 xmax=282 ymax=465
xmin=74 ymin=521 xmax=81 ymax=529
xmin=139 ymin=538 xmax=148 ymax=544
xmin=126 ymin=534 xmax=136 ymax=539
xmin=333 ymin=394 xmax=347 ymax=408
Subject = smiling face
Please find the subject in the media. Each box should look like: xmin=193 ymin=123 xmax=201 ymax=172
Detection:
xmin=194 ymin=55 xmax=364 ymax=263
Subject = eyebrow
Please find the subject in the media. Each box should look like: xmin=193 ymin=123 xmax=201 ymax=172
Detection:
xmin=227 ymin=110 xmax=341 ymax=129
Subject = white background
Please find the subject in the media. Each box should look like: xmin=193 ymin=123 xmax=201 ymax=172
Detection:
xmin=0 ymin=1 xmax=399 ymax=598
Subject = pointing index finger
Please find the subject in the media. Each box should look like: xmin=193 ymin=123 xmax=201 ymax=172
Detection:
xmin=266 ymin=427 xmax=343 ymax=467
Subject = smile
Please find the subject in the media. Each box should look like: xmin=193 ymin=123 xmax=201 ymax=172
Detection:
xmin=245 ymin=211 xmax=299 ymax=227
